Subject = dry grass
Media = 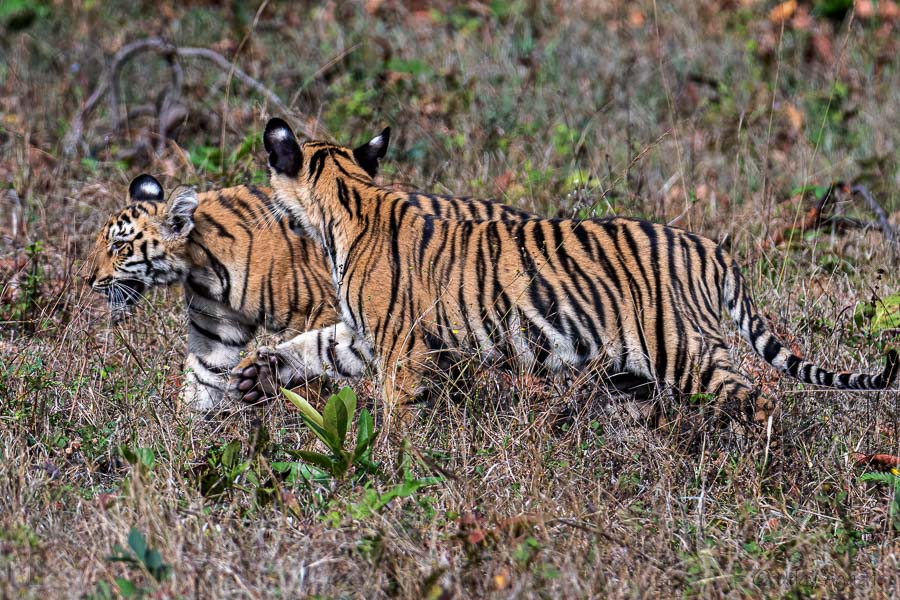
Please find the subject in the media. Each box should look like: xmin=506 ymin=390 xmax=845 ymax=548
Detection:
xmin=2 ymin=1 xmax=900 ymax=597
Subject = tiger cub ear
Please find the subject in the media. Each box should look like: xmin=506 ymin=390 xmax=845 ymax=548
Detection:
xmin=264 ymin=118 xmax=302 ymax=177
xmin=128 ymin=174 xmax=164 ymax=202
xmin=161 ymin=187 xmax=199 ymax=240
xmin=353 ymin=127 xmax=390 ymax=178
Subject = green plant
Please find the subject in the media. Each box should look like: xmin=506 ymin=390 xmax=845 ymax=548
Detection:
xmin=859 ymin=471 xmax=900 ymax=532
xmin=854 ymin=293 xmax=900 ymax=336
xmin=0 ymin=0 xmax=50 ymax=31
xmin=187 ymin=130 xmax=264 ymax=185
xmin=3 ymin=240 xmax=46 ymax=325
xmin=193 ymin=434 xmax=276 ymax=507
xmin=90 ymin=527 xmax=171 ymax=599
xmin=283 ymin=386 xmax=378 ymax=480
xmin=119 ymin=445 xmax=155 ymax=474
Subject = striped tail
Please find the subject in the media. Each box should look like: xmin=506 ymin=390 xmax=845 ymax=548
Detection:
xmin=722 ymin=262 xmax=898 ymax=390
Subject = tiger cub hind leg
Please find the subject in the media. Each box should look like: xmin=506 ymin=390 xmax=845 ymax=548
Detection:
xmin=378 ymin=364 xmax=428 ymax=437
xmin=684 ymin=338 xmax=766 ymax=427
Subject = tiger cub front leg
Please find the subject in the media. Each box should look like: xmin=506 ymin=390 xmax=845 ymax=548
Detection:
xmin=180 ymin=313 xmax=256 ymax=411
xmin=228 ymin=322 xmax=374 ymax=403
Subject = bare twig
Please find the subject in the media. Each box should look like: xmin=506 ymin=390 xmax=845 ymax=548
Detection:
xmin=63 ymin=37 xmax=317 ymax=156
xmin=760 ymin=182 xmax=899 ymax=253
xmin=850 ymin=184 xmax=897 ymax=242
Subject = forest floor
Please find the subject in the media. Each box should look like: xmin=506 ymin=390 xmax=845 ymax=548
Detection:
xmin=2 ymin=1 xmax=900 ymax=597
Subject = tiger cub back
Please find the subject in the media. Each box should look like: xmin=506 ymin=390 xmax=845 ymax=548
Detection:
xmin=261 ymin=117 xmax=898 ymax=429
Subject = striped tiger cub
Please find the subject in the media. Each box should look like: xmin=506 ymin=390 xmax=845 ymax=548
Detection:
xmin=262 ymin=117 xmax=898 ymax=427
xmin=86 ymin=131 xmax=534 ymax=409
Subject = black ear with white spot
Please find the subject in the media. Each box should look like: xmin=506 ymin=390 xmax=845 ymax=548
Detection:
xmin=128 ymin=174 xmax=164 ymax=202
xmin=264 ymin=118 xmax=302 ymax=177
xmin=353 ymin=127 xmax=390 ymax=178
xmin=161 ymin=187 xmax=199 ymax=240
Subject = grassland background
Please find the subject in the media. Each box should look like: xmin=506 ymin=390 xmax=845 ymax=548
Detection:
xmin=1 ymin=0 xmax=899 ymax=597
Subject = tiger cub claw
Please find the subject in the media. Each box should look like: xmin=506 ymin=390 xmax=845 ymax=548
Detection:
xmin=228 ymin=347 xmax=284 ymax=403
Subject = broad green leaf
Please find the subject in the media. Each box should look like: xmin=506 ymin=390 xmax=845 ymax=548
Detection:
xmin=353 ymin=431 xmax=378 ymax=463
xmin=114 ymin=577 xmax=138 ymax=598
xmin=277 ymin=457 xmax=332 ymax=483
xmin=283 ymin=388 xmax=325 ymax=428
xmin=136 ymin=447 xmax=154 ymax=470
xmin=297 ymin=463 xmax=332 ymax=483
xmin=144 ymin=548 xmax=162 ymax=571
xmin=859 ymin=472 xmax=900 ymax=485
xmin=127 ymin=528 xmax=146 ymax=561
xmin=92 ymin=580 xmax=113 ymax=600
xmin=371 ymin=477 xmax=443 ymax=511
xmin=242 ymin=466 xmax=259 ymax=487
xmin=357 ymin=408 xmax=374 ymax=446
xmin=324 ymin=393 xmax=350 ymax=447
xmin=295 ymin=450 xmax=341 ymax=476
xmin=220 ymin=440 xmax=241 ymax=470
xmin=299 ymin=411 xmax=340 ymax=449
xmin=336 ymin=386 xmax=357 ymax=421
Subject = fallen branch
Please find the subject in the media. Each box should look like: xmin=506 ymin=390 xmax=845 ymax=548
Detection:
xmin=765 ymin=183 xmax=838 ymax=249
xmin=853 ymin=452 xmax=900 ymax=471
xmin=63 ymin=37 xmax=318 ymax=156
xmin=850 ymin=184 xmax=897 ymax=242
xmin=764 ymin=182 xmax=899 ymax=251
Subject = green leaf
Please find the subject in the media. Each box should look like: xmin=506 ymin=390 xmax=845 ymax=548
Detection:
xmin=370 ymin=477 xmax=443 ymax=512
xmin=873 ymin=294 xmax=900 ymax=333
xmin=353 ymin=435 xmax=376 ymax=463
xmin=283 ymin=388 xmax=325 ymax=428
xmin=136 ymin=447 xmax=154 ymax=470
xmin=337 ymin=386 xmax=357 ymax=421
xmin=859 ymin=472 xmax=900 ymax=485
xmin=91 ymin=580 xmax=113 ymax=600
xmin=114 ymin=577 xmax=138 ymax=598
xmin=300 ymin=411 xmax=341 ymax=450
xmin=357 ymin=408 xmax=374 ymax=446
xmin=127 ymin=528 xmax=146 ymax=561
xmin=144 ymin=548 xmax=162 ymax=571
xmin=324 ymin=393 xmax=350 ymax=446
xmin=385 ymin=57 xmax=429 ymax=75
xmin=295 ymin=450 xmax=342 ymax=476
xmin=220 ymin=440 xmax=241 ymax=471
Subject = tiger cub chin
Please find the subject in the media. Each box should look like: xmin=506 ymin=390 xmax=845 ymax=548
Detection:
xmin=261 ymin=116 xmax=898 ymax=429
xmin=86 ymin=130 xmax=537 ymax=410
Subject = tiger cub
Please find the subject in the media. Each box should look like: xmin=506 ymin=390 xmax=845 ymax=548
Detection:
xmin=86 ymin=131 xmax=535 ymax=409
xmin=261 ymin=117 xmax=898 ymax=427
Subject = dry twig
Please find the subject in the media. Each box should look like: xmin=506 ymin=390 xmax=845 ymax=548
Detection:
xmin=764 ymin=182 xmax=899 ymax=251
xmin=63 ymin=37 xmax=318 ymax=156
xmin=850 ymin=184 xmax=897 ymax=242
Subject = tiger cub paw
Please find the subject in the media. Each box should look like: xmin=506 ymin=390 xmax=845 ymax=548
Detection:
xmin=228 ymin=347 xmax=287 ymax=404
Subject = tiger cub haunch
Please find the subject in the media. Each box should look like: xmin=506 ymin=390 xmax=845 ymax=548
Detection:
xmin=262 ymin=117 xmax=898 ymax=427
xmin=86 ymin=131 xmax=537 ymax=410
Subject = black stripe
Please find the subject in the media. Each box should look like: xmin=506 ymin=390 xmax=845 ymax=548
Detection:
xmin=189 ymin=319 xmax=247 ymax=347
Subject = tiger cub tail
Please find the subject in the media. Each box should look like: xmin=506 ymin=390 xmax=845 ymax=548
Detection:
xmin=723 ymin=261 xmax=898 ymax=389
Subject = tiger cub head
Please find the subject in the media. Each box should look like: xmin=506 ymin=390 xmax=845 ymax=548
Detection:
xmin=85 ymin=174 xmax=199 ymax=321
xmin=263 ymin=117 xmax=389 ymax=234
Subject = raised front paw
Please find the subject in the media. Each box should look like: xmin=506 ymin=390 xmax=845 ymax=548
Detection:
xmin=228 ymin=346 xmax=286 ymax=404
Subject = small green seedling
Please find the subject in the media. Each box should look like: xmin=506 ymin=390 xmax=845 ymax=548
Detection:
xmin=859 ymin=471 xmax=900 ymax=532
xmin=283 ymin=386 xmax=378 ymax=479
xmin=90 ymin=527 xmax=171 ymax=599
